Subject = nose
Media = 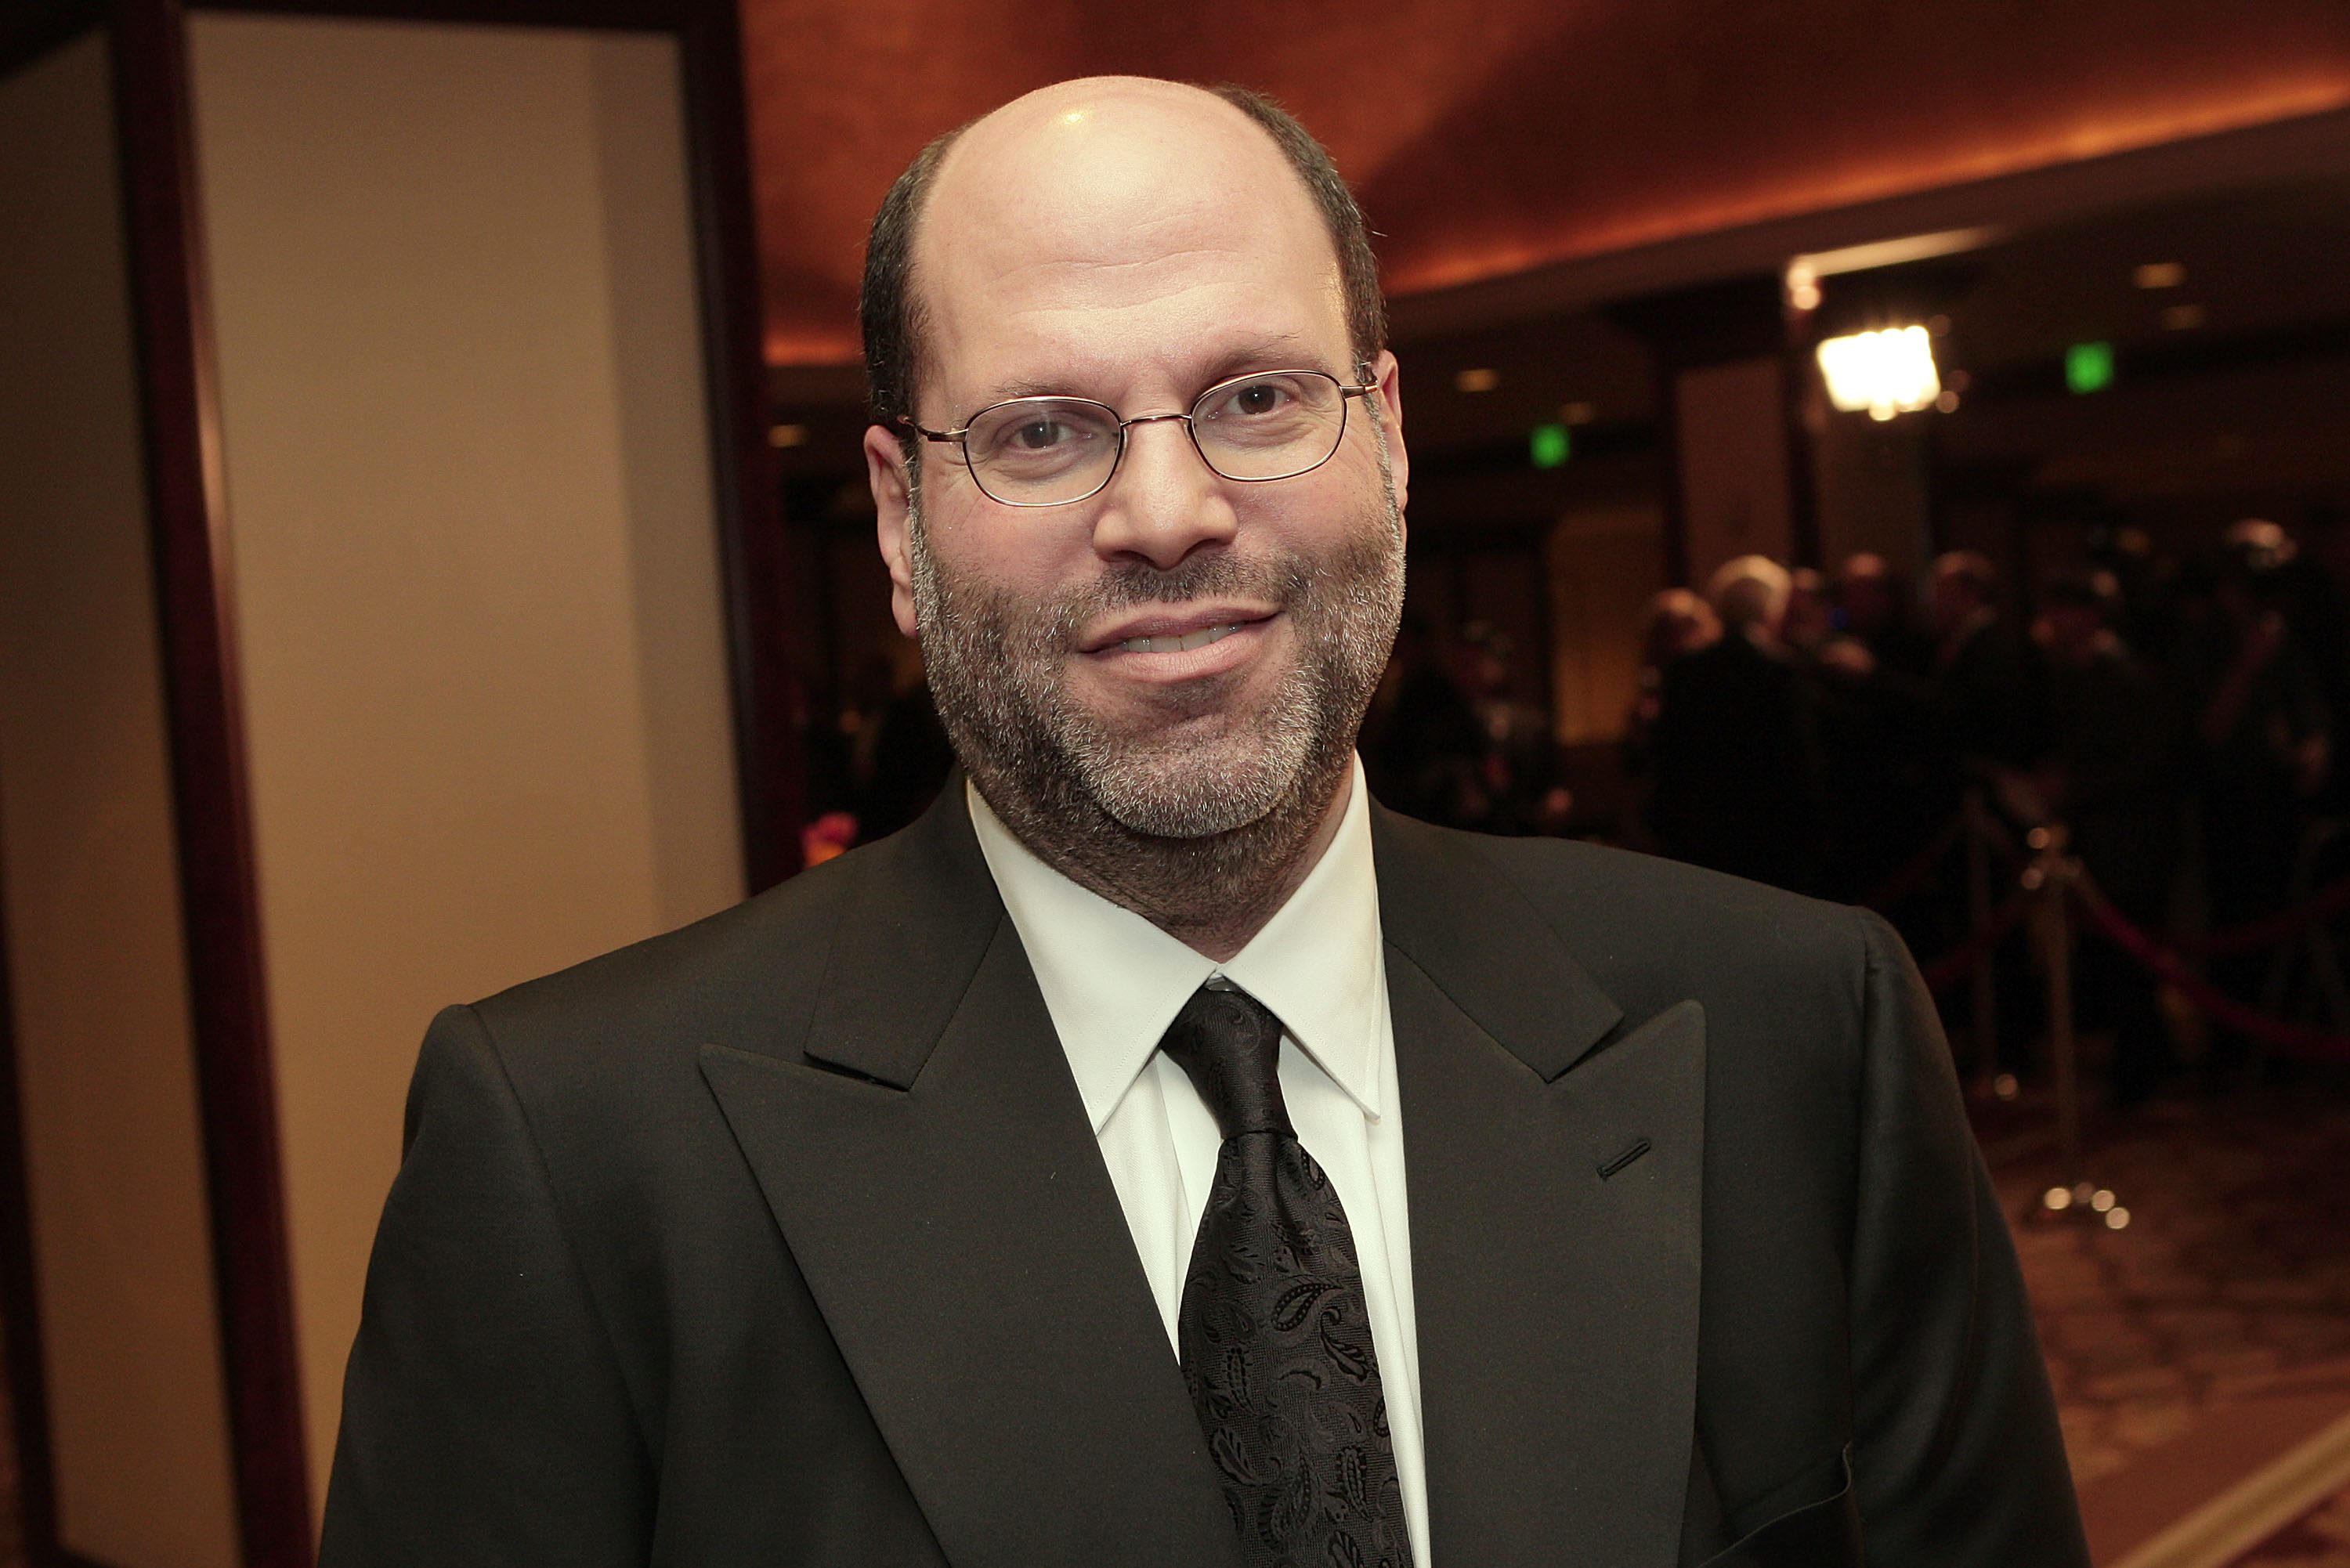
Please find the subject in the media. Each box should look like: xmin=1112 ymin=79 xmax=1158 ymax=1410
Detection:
xmin=1088 ymin=417 xmax=1238 ymax=571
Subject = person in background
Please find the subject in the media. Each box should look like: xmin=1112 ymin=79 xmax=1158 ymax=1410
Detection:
xmin=1647 ymin=555 xmax=1824 ymax=893
xmin=1795 ymin=569 xmax=1937 ymax=911
xmin=1928 ymin=551 xmax=2042 ymax=809
xmin=1838 ymin=551 xmax=1933 ymax=677
xmin=2034 ymin=569 xmax=2184 ymax=1107
xmin=1625 ymin=587 xmax=1719 ymax=746
xmin=1619 ymin=587 xmax=1719 ymax=854
xmin=1360 ymin=614 xmax=1484 ymax=828
xmin=2191 ymin=522 xmax=2332 ymax=1042
xmin=847 ymin=652 xmax=957 ymax=841
xmin=1782 ymin=566 xmax=1835 ymax=656
xmin=1454 ymin=620 xmax=1570 ymax=835
xmin=2281 ymin=503 xmax=2350 ymax=818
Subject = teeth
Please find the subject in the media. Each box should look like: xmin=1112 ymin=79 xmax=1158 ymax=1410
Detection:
xmin=1119 ymin=623 xmax=1239 ymax=654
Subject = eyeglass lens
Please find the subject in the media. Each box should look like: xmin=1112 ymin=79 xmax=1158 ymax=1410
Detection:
xmin=960 ymin=370 xmax=1350 ymax=505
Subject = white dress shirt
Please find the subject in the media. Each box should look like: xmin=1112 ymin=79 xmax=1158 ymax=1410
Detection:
xmin=967 ymin=758 xmax=1430 ymax=1566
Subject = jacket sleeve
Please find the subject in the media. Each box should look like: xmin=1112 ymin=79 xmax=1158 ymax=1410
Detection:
xmin=319 ymin=1004 xmax=653 ymax=1566
xmin=1843 ymin=909 xmax=2090 ymax=1567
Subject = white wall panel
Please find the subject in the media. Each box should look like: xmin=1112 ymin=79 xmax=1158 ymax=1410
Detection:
xmin=189 ymin=13 xmax=745 ymax=1506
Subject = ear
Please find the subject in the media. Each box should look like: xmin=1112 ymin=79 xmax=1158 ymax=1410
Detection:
xmin=1368 ymin=349 xmax=1408 ymax=530
xmin=864 ymin=423 xmax=921 ymax=639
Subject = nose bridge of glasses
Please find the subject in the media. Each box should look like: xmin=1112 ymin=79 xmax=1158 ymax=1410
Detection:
xmin=1115 ymin=409 xmax=1212 ymax=480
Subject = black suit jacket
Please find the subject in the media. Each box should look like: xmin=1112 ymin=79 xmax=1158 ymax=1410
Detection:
xmin=320 ymin=787 xmax=2088 ymax=1567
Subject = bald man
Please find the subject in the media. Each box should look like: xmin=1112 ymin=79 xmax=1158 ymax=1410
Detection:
xmin=321 ymin=80 xmax=2087 ymax=1568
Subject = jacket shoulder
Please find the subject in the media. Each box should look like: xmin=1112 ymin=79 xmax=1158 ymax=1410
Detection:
xmin=464 ymin=839 xmax=865 ymax=1079
xmin=1444 ymin=828 xmax=1878 ymax=1040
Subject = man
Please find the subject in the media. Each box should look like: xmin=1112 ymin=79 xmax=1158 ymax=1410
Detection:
xmin=2034 ymin=570 xmax=2182 ymax=1106
xmin=322 ymin=79 xmax=2087 ymax=1567
xmin=1928 ymin=550 xmax=2041 ymax=789
xmin=1646 ymin=555 xmax=1825 ymax=895
xmin=1836 ymin=551 xmax=1932 ymax=679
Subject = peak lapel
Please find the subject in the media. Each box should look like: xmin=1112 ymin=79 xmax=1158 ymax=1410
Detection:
xmin=1374 ymin=810 xmax=1705 ymax=1566
xmin=700 ymin=791 xmax=1235 ymax=1568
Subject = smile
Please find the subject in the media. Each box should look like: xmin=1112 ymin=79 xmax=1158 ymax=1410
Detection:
xmin=1116 ymin=623 xmax=1243 ymax=655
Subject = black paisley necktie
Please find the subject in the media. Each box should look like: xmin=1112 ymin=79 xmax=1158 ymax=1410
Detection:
xmin=1159 ymin=981 xmax=1413 ymax=1568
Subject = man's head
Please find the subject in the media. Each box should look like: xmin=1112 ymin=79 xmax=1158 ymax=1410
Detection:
xmin=862 ymin=83 xmax=1386 ymax=449
xmin=1783 ymin=566 xmax=1831 ymax=650
xmin=857 ymin=78 xmax=1407 ymax=927
xmin=1706 ymin=555 xmax=1792 ymax=641
xmin=1930 ymin=551 xmax=1996 ymax=637
xmin=2039 ymin=569 xmax=2116 ymax=663
xmin=1835 ymin=551 xmax=1898 ymax=636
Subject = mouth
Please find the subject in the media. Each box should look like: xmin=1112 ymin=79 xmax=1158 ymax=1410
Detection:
xmin=1072 ymin=604 xmax=1283 ymax=689
xmin=1115 ymin=623 xmax=1246 ymax=655
xmin=1079 ymin=603 xmax=1279 ymax=657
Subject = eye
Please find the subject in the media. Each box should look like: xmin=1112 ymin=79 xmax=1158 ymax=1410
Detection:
xmin=1010 ymin=418 xmax=1073 ymax=450
xmin=971 ymin=402 xmax=1111 ymax=466
xmin=1213 ymin=378 xmax=1296 ymax=419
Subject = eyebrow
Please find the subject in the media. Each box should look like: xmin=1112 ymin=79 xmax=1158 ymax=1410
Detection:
xmin=974 ymin=334 xmax=1323 ymax=409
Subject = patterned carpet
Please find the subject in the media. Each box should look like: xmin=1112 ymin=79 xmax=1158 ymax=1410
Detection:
xmin=1977 ymin=1084 xmax=2350 ymax=1565
xmin=2230 ymin=1482 xmax=2350 ymax=1567
xmin=1988 ymin=1094 xmax=2350 ymax=1494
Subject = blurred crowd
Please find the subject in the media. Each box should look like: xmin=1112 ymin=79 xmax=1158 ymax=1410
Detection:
xmin=1611 ymin=512 xmax=2350 ymax=1104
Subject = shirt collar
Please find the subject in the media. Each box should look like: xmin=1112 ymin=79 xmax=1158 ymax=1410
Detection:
xmin=967 ymin=757 xmax=1386 ymax=1133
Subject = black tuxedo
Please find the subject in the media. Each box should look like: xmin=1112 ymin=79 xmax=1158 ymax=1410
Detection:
xmin=320 ymin=787 xmax=2087 ymax=1567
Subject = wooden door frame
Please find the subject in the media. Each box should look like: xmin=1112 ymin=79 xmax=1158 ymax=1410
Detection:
xmin=0 ymin=2 xmax=792 ymax=1561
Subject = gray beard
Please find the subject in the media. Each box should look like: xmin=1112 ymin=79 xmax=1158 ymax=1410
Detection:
xmin=908 ymin=471 xmax=1405 ymax=945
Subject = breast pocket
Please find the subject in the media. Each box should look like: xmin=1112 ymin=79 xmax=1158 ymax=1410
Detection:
xmin=1697 ymin=1447 xmax=1860 ymax=1568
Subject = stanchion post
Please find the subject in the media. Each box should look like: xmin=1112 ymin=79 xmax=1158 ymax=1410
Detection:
xmin=2030 ymin=826 xmax=2081 ymax=1176
xmin=1965 ymin=788 xmax=2001 ymax=1099
xmin=2024 ymin=823 xmax=2131 ymax=1231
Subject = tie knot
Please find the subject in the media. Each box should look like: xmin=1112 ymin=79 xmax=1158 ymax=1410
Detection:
xmin=1159 ymin=984 xmax=1292 ymax=1140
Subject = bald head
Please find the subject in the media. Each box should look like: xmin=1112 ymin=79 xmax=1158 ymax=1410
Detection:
xmin=860 ymin=78 xmax=1383 ymax=438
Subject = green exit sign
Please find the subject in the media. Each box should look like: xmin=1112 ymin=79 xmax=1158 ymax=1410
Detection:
xmin=2066 ymin=341 xmax=2115 ymax=395
xmin=1530 ymin=423 xmax=1571 ymax=469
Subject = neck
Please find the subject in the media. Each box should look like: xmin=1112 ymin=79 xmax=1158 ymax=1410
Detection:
xmin=977 ymin=750 xmax=1356 ymax=963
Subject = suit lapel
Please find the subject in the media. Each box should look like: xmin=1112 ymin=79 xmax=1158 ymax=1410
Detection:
xmin=700 ymin=789 xmax=1235 ymax=1568
xmin=1375 ymin=808 xmax=1706 ymax=1567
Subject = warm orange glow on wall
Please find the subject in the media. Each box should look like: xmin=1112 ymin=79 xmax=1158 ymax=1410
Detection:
xmin=739 ymin=0 xmax=2350 ymax=368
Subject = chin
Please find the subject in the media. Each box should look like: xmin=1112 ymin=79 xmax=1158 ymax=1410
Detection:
xmin=1079 ymin=724 xmax=1319 ymax=837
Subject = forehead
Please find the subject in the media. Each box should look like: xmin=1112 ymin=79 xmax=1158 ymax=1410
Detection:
xmin=912 ymin=86 xmax=1347 ymax=406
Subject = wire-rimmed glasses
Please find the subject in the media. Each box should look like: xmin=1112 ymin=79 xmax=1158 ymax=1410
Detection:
xmin=901 ymin=368 xmax=1379 ymax=508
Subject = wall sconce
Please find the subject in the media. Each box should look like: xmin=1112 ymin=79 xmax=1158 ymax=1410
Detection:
xmin=1815 ymin=325 xmax=1941 ymax=421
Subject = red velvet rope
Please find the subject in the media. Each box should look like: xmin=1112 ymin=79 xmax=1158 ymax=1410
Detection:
xmin=2163 ymin=873 xmax=2350 ymax=959
xmin=2069 ymin=876 xmax=2350 ymax=1062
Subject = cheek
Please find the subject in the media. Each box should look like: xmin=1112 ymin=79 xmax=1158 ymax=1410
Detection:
xmin=1236 ymin=445 xmax=1389 ymax=549
xmin=921 ymin=493 xmax=1098 ymax=604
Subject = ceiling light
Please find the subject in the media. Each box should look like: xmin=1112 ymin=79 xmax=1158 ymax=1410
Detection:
xmin=1559 ymin=400 xmax=1597 ymax=425
xmin=768 ymin=423 xmax=809 ymax=448
xmin=2160 ymin=303 xmax=2207 ymax=331
xmin=1454 ymin=367 xmax=1500 ymax=393
xmin=1816 ymin=326 xmax=1940 ymax=421
xmin=1783 ymin=261 xmax=1821 ymax=312
xmin=2134 ymin=262 xmax=2186 ymax=290
xmin=1793 ymin=226 xmax=2001 ymax=279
